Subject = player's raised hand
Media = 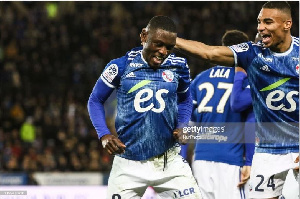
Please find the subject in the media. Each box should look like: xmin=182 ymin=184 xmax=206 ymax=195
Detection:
xmin=173 ymin=128 xmax=187 ymax=145
xmin=101 ymin=134 xmax=126 ymax=155
xmin=237 ymin=165 xmax=251 ymax=187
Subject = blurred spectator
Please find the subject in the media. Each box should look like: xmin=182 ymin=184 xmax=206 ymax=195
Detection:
xmin=20 ymin=116 xmax=36 ymax=145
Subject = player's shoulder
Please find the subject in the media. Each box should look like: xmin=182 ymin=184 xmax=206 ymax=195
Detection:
xmin=230 ymin=41 xmax=253 ymax=52
xmin=164 ymin=53 xmax=188 ymax=68
xmin=192 ymin=67 xmax=212 ymax=82
xmin=126 ymin=46 xmax=143 ymax=61
xmin=107 ymin=46 xmax=142 ymax=69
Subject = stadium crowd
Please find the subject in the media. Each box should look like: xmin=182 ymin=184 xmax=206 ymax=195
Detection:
xmin=0 ymin=1 xmax=299 ymax=173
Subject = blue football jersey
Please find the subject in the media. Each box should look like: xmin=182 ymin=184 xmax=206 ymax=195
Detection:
xmin=100 ymin=47 xmax=190 ymax=160
xmin=229 ymin=36 xmax=299 ymax=154
xmin=191 ymin=66 xmax=247 ymax=166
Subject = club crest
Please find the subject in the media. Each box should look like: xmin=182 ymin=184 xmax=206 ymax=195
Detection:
xmin=162 ymin=70 xmax=174 ymax=82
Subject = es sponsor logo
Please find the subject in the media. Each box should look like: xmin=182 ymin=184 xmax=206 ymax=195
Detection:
xmin=134 ymin=88 xmax=169 ymax=113
xmin=260 ymin=78 xmax=298 ymax=112
xmin=266 ymin=90 xmax=298 ymax=112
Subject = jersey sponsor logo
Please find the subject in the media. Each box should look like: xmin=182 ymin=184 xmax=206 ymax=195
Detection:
xmin=260 ymin=65 xmax=270 ymax=72
xmin=162 ymin=70 xmax=174 ymax=82
xmin=128 ymin=81 xmax=169 ymax=113
xmin=128 ymin=80 xmax=152 ymax=94
xmin=260 ymin=78 xmax=290 ymax=92
xmin=129 ymin=63 xmax=143 ymax=68
xmin=102 ymin=64 xmax=118 ymax=83
xmin=134 ymin=88 xmax=169 ymax=113
xmin=296 ymin=65 xmax=299 ymax=74
xmin=258 ymin=53 xmax=273 ymax=62
xmin=231 ymin=43 xmax=249 ymax=52
xmin=173 ymin=187 xmax=196 ymax=198
xmin=260 ymin=78 xmax=298 ymax=112
xmin=266 ymin=90 xmax=298 ymax=112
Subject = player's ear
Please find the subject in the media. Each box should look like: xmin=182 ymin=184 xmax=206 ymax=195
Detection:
xmin=140 ymin=28 xmax=147 ymax=45
xmin=284 ymin=19 xmax=292 ymax=31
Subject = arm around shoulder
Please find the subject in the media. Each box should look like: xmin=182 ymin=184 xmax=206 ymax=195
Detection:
xmin=175 ymin=37 xmax=235 ymax=66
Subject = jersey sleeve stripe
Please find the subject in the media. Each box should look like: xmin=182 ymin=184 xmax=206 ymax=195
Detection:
xmin=100 ymin=75 xmax=115 ymax=88
xmin=228 ymin=47 xmax=238 ymax=67
xmin=165 ymin=54 xmax=186 ymax=64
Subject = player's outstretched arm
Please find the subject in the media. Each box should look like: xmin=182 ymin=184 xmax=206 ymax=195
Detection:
xmin=175 ymin=37 xmax=235 ymax=67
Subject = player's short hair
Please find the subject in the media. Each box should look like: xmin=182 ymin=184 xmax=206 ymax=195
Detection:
xmin=222 ymin=30 xmax=249 ymax=46
xmin=146 ymin=16 xmax=177 ymax=34
xmin=262 ymin=1 xmax=291 ymax=18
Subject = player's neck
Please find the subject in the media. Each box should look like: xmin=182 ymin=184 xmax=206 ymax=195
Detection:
xmin=271 ymin=34 xmax=292 ymax=53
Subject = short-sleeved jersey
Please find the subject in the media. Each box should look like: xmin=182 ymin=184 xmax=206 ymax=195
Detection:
xmin=191 ymin=66 xmax=247 ymax=166
xmin=229 ymin=36 xmax=299 ymax=154
xmin=100 ymin=47 xmax=190 ymax=160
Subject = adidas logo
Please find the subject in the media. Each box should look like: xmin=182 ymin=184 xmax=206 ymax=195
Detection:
xmin=260 ymin=65 xmax=270 ymax=72
xmin=126 ymin=72 xmax=135 ymax=78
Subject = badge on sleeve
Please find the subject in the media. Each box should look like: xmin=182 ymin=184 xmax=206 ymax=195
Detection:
xmin=102 ymin=64 xmax=118 ymax=83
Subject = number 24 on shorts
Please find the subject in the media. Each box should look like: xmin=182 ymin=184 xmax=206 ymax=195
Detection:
xmin=255 ymin=174 xmax=275 ymax=192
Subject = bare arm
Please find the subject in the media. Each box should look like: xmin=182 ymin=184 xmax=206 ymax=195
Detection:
xmin=176 ymin=37 xmax=235 ymax=67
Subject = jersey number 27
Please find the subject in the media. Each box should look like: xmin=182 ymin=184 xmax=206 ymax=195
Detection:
xmin=197 ymin=82 xmax=233 ymax=114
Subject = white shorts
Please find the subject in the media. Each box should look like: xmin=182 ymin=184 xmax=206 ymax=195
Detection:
xmin=281 ymin=169 xmax=299 ymax=199
xmin=249 ymin=152 xmax=299 ymax=199
xmin=192 ymin=160 xmax=248 ymax=199
xmin=107 ymin=147 xmax=202 ymax=199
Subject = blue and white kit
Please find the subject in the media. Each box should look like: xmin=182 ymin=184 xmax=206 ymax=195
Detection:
xmin=191 ymin=66 xmax=254 ymax=166
xmin=88 ymin=46 xmax=201 ymax=198
xmin=229 ymin=36 xmax=299 ymax=154
xmin=190 ymin=66 xmax=255 ymax=199
xmin=88 ymin=46 xmax=191 ymax=160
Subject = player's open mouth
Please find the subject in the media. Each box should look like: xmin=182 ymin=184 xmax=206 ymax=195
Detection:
xmin=153 ymin=56 xmax=164 ymax=64
xmin=261 ymin=34 xmax=271 ymax=44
